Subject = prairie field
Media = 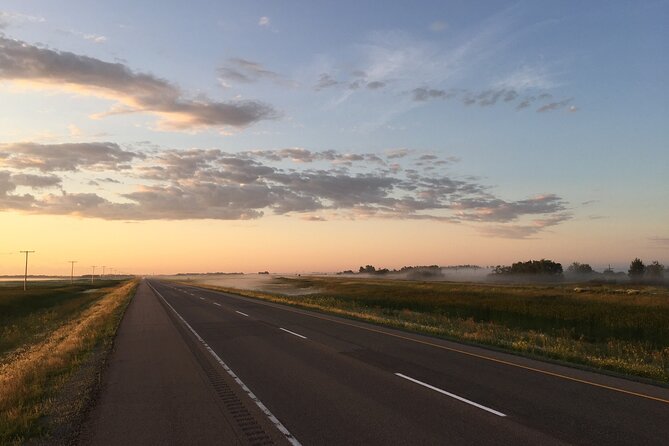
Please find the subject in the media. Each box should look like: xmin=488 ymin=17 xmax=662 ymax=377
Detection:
xmin=189 ymin=276 xmax=669 ymax=383
xmin=0 ymin=279 xmax=137 ymax=444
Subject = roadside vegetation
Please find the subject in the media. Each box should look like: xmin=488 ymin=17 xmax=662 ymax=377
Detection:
xmin=0 ymin=279 xmax=137 ymax=444
xmin=189 ymin=276 xmax=669 ymax=383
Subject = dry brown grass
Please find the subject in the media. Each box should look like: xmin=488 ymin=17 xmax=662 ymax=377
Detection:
xmin=0 ymin=280 xmax=137 ymax=444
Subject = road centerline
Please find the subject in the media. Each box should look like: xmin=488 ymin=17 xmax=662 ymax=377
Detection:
xmin=235 ymin=310 xmax=249 ymax=317
xmin=182 ymin=284 xmax=669 ymax=405
xmin=395 ymin=373 xmax=506 ymax=417
xmin=280 ymin=327 xmax=307 ymax=339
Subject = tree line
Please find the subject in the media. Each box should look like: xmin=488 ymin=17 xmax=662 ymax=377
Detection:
xmin=490 ymin=258 xmax=665 ymax=281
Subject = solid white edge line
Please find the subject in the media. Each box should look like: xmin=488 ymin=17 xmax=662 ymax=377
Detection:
xmin=395 ymin=373 xmax=506 ymax=417
xmin=148 ymin=282 xmax=302 ymax=446
xmin=213 ymin=302 xmax=222 ymax=307
xmin=279 ymin=327 xmax=307 ymax=339
xmin=235 ymin=310 xmax=249 ymax=317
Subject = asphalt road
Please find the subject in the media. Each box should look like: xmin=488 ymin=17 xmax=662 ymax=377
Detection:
xmin=82 ymin=280 xmax=669 ymax=445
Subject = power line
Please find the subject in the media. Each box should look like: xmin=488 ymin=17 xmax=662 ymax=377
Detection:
xmin=90 ymin=265 xmax=96 ymax=284
xmin=68 ymin=260 xmax=77 ymax=285
xmin=20 ymin=250 xmax=35 ymax=291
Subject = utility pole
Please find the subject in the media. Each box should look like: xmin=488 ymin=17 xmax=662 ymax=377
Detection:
xmin=91 ymin=266 xmax=96 ymax=284
xmin=101 ymin=265 xmax=106 ymax=279
xmin=20 ymin=250 xmax=35 ymax=291
xmin=68 ymin=260 xmax=77 ymax=284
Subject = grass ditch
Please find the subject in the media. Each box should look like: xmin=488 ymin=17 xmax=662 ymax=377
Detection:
xmin=0 ymin=279 xmax=138 ymax=444
xmin=184 ymin=276 xmax=669 ymax=384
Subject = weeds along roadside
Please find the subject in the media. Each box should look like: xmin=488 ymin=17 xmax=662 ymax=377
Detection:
xmin=0 ymin=279 xmax=138 ymax=445
xmin=182 ymin=279 xmax=669 ymax=384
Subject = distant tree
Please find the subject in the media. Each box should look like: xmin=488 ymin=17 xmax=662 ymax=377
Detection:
xmin=359 ymin=265 xmax=376 ymax=274
xmin=491 ymin=265 xmax=511 ymax=275
xmin=628 ymin=258 xmax=645 ymax=280
xmin=645 ymin=261 xmax=665 ymax=280
xmin=490 ymin=259 xmax=562 ymax=276
xmin=567 ymin=262 xmax=594 ymax=275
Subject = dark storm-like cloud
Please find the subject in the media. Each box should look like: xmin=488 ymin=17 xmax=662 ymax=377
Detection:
xmin=0 ymin=36 xmax=278 ymax=129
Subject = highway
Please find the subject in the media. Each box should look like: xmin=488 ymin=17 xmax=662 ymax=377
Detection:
xmin=81 ymin=280 xmax=669 ymax=445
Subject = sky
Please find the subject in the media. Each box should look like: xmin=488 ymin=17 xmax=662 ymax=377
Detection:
xmin=0 ymin=1 xmax=667 ymax=275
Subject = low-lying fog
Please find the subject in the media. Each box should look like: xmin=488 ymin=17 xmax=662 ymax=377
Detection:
xmin=158 ymin=273 xmax=315 ymax=296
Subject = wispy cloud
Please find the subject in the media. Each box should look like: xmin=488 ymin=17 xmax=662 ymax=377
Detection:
xmin=303 ymin=13 xmax=577 ymax=121
xmin=537 ymin=98 xmax=573 ymax=113
xmin=218 ymin=57 xmax=295 ymax=87
xmin=258 ymin=16 xmax=270 ymax=27
xmin=494 ymin=65 xmax=557 ymax=90
xmin=0 ymin=11 xmax=45 ymax=28
xmin=0 ymin=36 xmax=278 ymax=130
xmin=314 ymin=73 xmax=341 ymax=90
xmin=480 ymin=214 xmax=571 ymax=239
xmin=649 ymin=237 xmax=669 ymax=249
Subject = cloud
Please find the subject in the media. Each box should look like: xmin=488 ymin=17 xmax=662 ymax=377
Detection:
xmin=385 ymin=148 xmax=410 ymax=159
xmin=495 ymin=65 xmax=556 ymax=90
xmin=301 ymin=215 xmax=326 ymax=221
xmin=412 ymin=87 xmax=453 ymax=102
xmin=218 ymin=57 xmax=294 ymax=87
xmin=410 ymin=84 xmax=573 ymax=112
xmin=0 ymin=142 xmax=142 ymax=172
xmin=366 ymin=81 xmax=386 ymax=90
xmin=537 ymin=98 xmax=572 ymax=113
xmin=258 ymin=16 xmax=270 ymax=27
xmin=83 ymin=33 xmax=107 ymax=44
xmin=0 ymin=142 xmax=570 ymax=236
xmin=314 ymin=73 xmax=340 ymax=90
xmin=452 ymin=194 xmax=567 ymax=223
xmin=0 ymin=11 xmax=45 ymax=28
xmin=480 ymin=213 xmax=571 ymax=239
xmin=0 ymin=36 xmax=278 ymax=130
xmin=10 ymin=173 xmax=61 ymax=188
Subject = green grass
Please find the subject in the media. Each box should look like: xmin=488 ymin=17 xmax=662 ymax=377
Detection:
xmin=0 ymin=280 xmax=124 ymax=360
xmin=0 ymin=280 xmax=137 ymax=444
xmin=190 ymin=276 xmax=669 ymax=383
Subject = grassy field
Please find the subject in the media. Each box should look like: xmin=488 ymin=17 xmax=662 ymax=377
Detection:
xmin=189 ymin=276 xmax=669 ymax=383
xmin=0 ymin=279 xmax=138 ymax=444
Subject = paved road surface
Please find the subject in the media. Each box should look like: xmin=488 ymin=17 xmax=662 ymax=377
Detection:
xmin=81 ymin=280 xmax=669 ymax=445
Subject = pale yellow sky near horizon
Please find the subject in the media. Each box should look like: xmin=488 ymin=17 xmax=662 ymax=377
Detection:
xmin=0 ymin=211 xmax=662 ymax=275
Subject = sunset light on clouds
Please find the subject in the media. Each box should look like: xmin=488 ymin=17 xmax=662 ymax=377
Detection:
xmin=0 ymin=1 xmax=667 ymax=275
